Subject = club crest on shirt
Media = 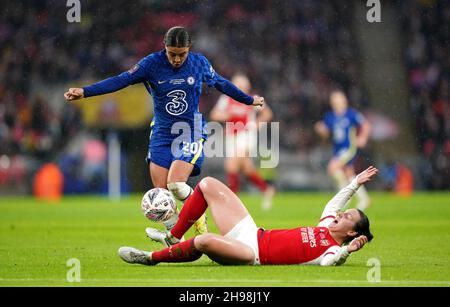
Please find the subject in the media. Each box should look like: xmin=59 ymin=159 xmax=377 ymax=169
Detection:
xmin=320 ymin=239 xmax=330 ymax=247
xmin=187 ymin=76 xmax=195 ymax=85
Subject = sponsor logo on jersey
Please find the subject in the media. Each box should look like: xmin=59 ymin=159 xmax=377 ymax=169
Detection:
xmin=301 ymin=232 xmax=309 ymax=244
xmin=170 ymin=79 xmax=185 ymax=85
xmin=166 ymin=90 xmax=189 ymax=116
xmin=158 ymin=80 xmax=168 ymax=84
xmin=187 ymin=76 xmax=195 ymax=85
xmin=300 ymin=227 xmax=317 ymax=248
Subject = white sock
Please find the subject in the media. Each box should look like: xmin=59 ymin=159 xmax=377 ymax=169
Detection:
xmin=167 ymin=182 xmax=193 ymax=201
xmin=162 ymin=210 xmax=179 ymax=230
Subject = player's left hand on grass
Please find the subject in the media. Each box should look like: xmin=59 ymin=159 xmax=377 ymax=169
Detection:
xmin=347 ymin=235 xmax=368 ymax=253
xmin=252 ymin=95 xmax=264 ymax=107
xmin=356 ymin=166 xmax=378 ymax=185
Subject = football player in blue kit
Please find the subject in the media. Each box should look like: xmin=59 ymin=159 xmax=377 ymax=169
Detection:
xmin=64 ymin=26 xmax=264 ymax=234
xmin=315 ymin=90 xmax=372 ymax=210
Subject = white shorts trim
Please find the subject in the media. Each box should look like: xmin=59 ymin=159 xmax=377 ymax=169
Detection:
xmin=224 ymin=215 xmax=260 ymax=265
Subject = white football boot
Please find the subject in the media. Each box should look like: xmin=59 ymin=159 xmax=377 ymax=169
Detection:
xmin=145 ymin=227 xmax=181 ymax=247
xmin=118 ymin=247 xmax=155 ymax=265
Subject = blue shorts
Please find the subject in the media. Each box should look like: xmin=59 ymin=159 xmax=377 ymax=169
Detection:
xmin=146 ymin=137 xmax=206 ymax=177
xmin=334 ymin=146 xmax=357 ymax=166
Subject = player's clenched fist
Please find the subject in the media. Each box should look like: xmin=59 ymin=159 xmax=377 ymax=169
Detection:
xmin=64 ymin=88 xmax=84 ymax=101
xmin=252 ymin=95 xmax=264 ymax=107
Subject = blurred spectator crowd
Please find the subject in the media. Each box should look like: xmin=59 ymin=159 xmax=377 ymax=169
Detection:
xmin=0 ymin=0 xmax=371 ymax=193
xmin=399 ymin=0 xmax=449 ymax=189
xmin=0 ymin=0 xmax=447 ymax=192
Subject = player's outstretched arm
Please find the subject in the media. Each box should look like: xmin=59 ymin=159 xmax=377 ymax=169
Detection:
xmin=319 ymin=166 xmax=378 ymax=224
xmin=211 ymin=74 xmax=263 ymax=107
xmin=64 ymin=73 xmax=135 ymax=101
xmin=64 ymin=60 xmax=149 ymax=101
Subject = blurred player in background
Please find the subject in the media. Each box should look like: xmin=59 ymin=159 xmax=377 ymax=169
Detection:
xmin=64 ymin=26 xmax=264 ymax=234
xmin=315 ymin=90 xmax=372 ymax=210
xmin=210 ymin=73 xmax=275 ymax=210
xmin=119 ymin=166 xmax=377 ymax=267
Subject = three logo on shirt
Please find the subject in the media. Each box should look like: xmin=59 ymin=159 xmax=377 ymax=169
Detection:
xmin=166 ymin=90 xmax=189 ymax=116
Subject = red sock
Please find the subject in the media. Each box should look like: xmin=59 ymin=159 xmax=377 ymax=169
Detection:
xmin=170 ymin=184 xmax=208 ymax=239
xmin=227 ymin=172 xmax=240 ymax=193
xmin=151 ymin=238 xmax=202 ymax=263
xmin=247 ymin=172 xmax=269 ymax=192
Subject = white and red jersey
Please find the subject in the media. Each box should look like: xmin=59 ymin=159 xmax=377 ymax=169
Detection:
xmin=215 ymin=95 xmax=256 ymax=135
xmin=256 ymin=179 xmax=362 ymax=266
xmin=257 ymin=226 xmax=341 ymax=265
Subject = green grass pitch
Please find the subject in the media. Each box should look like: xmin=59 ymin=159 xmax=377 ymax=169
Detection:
xmin=1 ymin=191 xmax=449 ymax=287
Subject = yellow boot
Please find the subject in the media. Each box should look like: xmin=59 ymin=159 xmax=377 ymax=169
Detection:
xmin=193 ymin=213 xmax=208 ymax=235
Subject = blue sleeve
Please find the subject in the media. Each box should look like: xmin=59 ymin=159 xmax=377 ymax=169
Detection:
xmin=213 ymin=75 xmax=254 ymax=105
xmin=200 ymin=56 xmax=254 ymax=105
xmin=83 ymin=57 xmax=151 ymax=98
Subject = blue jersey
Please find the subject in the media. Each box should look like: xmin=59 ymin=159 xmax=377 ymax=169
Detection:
xmin=82 ymin=50 xmax=254 ymax=175
xmin=323 ymin=108 xmax=365 ymax=155
xmin=83 ymin=50 xmax=254 ymax=144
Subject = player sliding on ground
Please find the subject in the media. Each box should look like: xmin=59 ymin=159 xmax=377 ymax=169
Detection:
xmin=119 ymin=166 xmax=377 ymax=266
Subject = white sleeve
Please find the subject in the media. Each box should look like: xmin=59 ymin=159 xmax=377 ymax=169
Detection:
xmin=320 ymin=246 xmax=350 ymax=266
xmin=318 ymin=177 xmax=361 ymax=227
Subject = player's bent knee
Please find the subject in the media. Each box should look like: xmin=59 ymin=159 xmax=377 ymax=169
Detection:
xmin=199 ymin=177 xmax=215 ymax=192
xmin=194 ymin=233 xmax=216 ymax=252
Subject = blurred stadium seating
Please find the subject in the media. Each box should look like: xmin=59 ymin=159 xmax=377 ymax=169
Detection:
xmin=399 ymin=0 xmax=449 ymax=189
xmin=0 ymin=0 xmax=448 ymax=194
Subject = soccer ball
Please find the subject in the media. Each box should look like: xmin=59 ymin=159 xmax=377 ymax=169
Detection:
xmin=141 ymin=188 xmax=177 ymax=223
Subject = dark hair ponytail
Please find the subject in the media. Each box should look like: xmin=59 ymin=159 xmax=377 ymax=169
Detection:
xmin=164 ymin=26 xmax=191 ymax=48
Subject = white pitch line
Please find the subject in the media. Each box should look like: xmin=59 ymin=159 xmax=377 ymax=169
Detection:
xmin=1 ymin=278 xmax=450 ymax=285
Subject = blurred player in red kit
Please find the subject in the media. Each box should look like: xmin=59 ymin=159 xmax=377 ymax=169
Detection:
xmin=210 ymin=73 xmax=276 ymax=210
xmin=119 ymin=166 xmax=377 ymax=266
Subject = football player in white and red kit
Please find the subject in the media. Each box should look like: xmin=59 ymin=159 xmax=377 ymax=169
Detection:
xmin=210 ymin=73 xmax=275 ymax=210
xmin=119 ymin=166 xmax=377 ymax=267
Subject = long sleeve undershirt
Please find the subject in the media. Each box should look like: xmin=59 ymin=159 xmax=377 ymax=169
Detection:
xmin=318 ymin=177 xmax=361 ymax=266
